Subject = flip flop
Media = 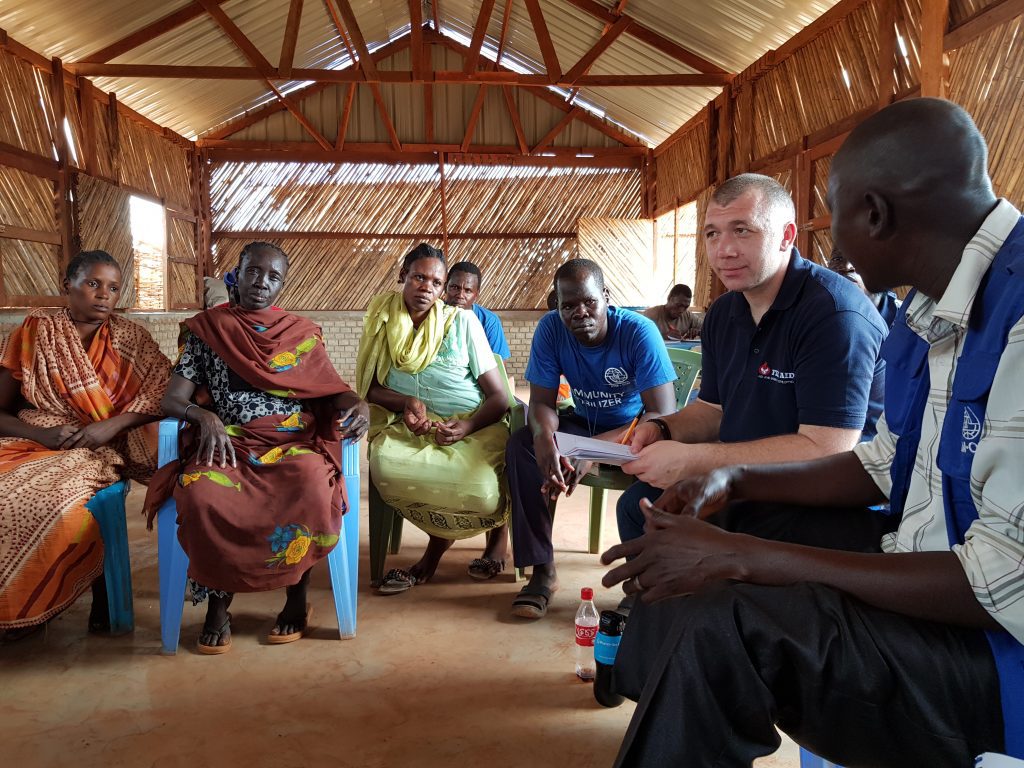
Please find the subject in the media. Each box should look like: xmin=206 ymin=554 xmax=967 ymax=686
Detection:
xmin=267 ymin=604 xmax=313 ymax=645
xmin=197 ymin=612 xmax=232 ymax=655
xmin=378 ymin=568 xmax=417 ymax=595
xmin=511 ymin=584 xmax=556 ymax=619
xmin=467 ymin=558 xmax=506 ymax=581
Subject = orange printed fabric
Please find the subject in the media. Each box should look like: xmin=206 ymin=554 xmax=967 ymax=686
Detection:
xmin=0 ymin=309 xmax=171 ymax=629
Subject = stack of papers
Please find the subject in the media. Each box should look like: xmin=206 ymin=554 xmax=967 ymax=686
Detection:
xmin=976 ymin=755 xmax=1024 ymax=767
xmin=554 ymin=432 xmax=635 ymax=467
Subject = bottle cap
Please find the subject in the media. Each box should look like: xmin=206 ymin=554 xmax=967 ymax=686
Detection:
xmin=581 ymin=587 xmax=594 ymax=600
xmin=599 ymin=610 xmax=626 ymax=635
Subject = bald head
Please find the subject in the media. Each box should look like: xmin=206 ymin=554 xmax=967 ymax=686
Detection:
xmin=829 ymin=98 xmax=998 ymax=296
xmin=832 ymin=98 xmax=992 ymax=205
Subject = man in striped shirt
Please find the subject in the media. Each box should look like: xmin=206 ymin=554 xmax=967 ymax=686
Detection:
xmin=602 ymin=98 xmax=1024 ymax=766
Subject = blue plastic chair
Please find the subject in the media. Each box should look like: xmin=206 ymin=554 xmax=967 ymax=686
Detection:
xmin=155 ymin=418 xmax=360 ymax=654
xmin=800 ymin=748 xmax=841 ymax=767
xmin=87 ymin=479 xmax=133 ymax=634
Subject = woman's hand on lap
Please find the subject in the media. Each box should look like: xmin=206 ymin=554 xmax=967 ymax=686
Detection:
xmin=403 ymin=397 xmax=432 ymax=436
xmin=195 ymin=410 xmax=236 ymax=468
xmin=59 ymin=421 xmax=121 ymax=450
xmin=435 ymin=418 xmax=471 ymax=445
xmin=38 ymin=424 xmax=81 ymax=450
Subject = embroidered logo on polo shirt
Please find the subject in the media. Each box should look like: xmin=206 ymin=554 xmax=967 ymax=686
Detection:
xmin=961 ymin=406 xmax=982 ymax=453
xmin=757 ymin=361 xmax=795 ymax=384
xmin=604 ymin=367 xmax=629 ymax=387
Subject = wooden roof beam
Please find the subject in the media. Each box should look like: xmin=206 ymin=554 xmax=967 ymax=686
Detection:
xmin=410 ymin=1 xmax=425 ymax=80
xmin=330 ymin=0 xmax=379 ymax=80
xmin=336 ymin=82 xmax=357 ymax=150
xmin=77 ymin=0 xmax=232 ymax=64
xmin=567 ymin=0 xmax=630 ymax=102
xmin=502 ymin=86 xmax=528 ymax=154
xmin=531 ymin=106 xmax=581 ymax=153
xmin=279 ymin=0 xmax=304 ymax=80
xmin=561 ymin=0 xmax=730 ymax=76
xmin=198 ymin=0 xmax=332 ymax=150
xmin=564 ymin=15 xmax=632 ymax=83
xmin=524 ymin=0 xmax=561 ymax=81
xmin=944 ymin=0 xmax=1024 ymax=51
xmin=464 ymin=0 xmax=497 ymax=73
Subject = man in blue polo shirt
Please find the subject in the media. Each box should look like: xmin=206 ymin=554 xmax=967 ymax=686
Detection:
xmin=444 ymin=261 xmax=511 ymax=360
xmin=506 ymin=259 xmax=676 ymax=620
xmin=617 ymin=173 xmax=888 ymax=550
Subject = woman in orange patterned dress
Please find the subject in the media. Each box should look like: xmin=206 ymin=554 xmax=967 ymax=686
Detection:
xmin=0 ymin=251 xmax=171 ymax=639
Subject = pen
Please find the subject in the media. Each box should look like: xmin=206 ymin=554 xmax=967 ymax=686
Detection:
xmin=620 ymin=405 xmax=646 ymax=445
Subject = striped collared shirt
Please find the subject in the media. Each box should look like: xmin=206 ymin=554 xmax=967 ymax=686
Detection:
xmin=854 ymin=198 xmax=1024 ymax=644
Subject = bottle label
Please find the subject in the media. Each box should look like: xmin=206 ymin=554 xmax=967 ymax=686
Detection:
xmin=576 ymin=624 xmax=597 ymax=646
xmin=594 ymin=633 xmax=621 ymax=665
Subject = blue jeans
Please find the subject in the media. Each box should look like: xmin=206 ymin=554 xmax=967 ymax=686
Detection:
xmin=616 ymin=481 xmax=663 ymax=544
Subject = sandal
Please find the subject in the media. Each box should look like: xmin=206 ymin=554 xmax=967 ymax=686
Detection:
xmin=511 ymin=584 xmax=556 ymax=619
xmin=267 ymin=604 xmax=313 ymax=645
xmin=197 ymin=612 xmax=232 ymax=655
xmin=467 ymin=558 xmax=506 ymax=581
xmin=378 ymin=568 xmax=417 ymax=595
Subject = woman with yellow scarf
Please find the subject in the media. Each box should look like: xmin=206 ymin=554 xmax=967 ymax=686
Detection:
xmin=357 ymin=244 xmax=510 ymax=593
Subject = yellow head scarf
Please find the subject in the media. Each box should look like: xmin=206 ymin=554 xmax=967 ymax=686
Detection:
xmin=356 ymin=291 xmax=459 ymax=398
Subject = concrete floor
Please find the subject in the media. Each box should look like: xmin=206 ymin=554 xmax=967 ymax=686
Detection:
xmin=0 ymin=444 xmax=799 ymax=768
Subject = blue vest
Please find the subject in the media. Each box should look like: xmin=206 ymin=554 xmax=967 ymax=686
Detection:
xmin=883 ymin=219 xmax=1024 ymax=756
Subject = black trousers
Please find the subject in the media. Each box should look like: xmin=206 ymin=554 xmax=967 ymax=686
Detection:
xmin=506 ymin=416 xmax=593 ymax=569
xmin=611 ymin=502 xmax=1004 ymax=767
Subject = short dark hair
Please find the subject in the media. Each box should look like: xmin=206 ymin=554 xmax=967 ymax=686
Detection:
xmin=668 ymin=283 xmax=692 ymax=300
xmin=239 ymin=241 xmax=289 ymax=270
xmin=65 ymin=250 xmax=120 ymax=282
xmin=402 ymin=242 xmax=446 ymax=272
xmin=553 ymin=258 xmax=605 ymax=292
xmin=447 ymin=261 xmax=482 ymax=284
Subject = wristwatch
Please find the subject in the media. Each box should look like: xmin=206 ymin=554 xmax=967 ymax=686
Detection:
xmin=649 ymin=418 xmax=672 ymax=441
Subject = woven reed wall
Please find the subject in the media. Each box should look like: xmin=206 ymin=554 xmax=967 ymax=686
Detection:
xmin=948 ymin=15 xmax=1024 ymax=208
xmin=76 ymin=175 xmax=135 ymax=307
xmin=577 ymin=218 xmax=659 ymax=305
xmin=0 ymin=165 xmax=54 ymax=232
xmin=656 ymin=118 xmax=710 ymax=211
xmin=210 ymin=161 xmax=642 ymax=310
xmin=950 ymin=0 xmax=1001 ymax=26
xmin=116 ymin=114 xmax=193 ymax=210
xmin=0 ymin=49 xmax=54 ymax=157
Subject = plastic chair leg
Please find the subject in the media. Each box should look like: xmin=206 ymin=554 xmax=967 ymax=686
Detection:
xmin=588 ymin=487 xmax=606 ymax=555
xmin=368 ymin=481 xmax=396 ymax=586
xmin=157 ymin=498 xmax=189 ymax=655
xmin=87 ymin=480 xmax=134 ymax=634
xmin=389 ymin=514 xmax=403 ymax=554
xmin=327 ymin=461 xmax=360 ymax=638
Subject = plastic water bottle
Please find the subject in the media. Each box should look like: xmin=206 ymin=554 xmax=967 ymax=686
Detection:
xmin=594 ymin=610 xmax=627 ymax=707
xmin=575 ymin=587 xmax=599 ymax=681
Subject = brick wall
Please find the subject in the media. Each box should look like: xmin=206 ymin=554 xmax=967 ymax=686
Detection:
xmin=0 ymin=309 xmax=546 ymax=385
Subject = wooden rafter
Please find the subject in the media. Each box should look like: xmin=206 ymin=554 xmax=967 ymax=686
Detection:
xmin=336 ymin=82 xmax=357 ymax=150
xmin=503 ymin=86 xmax=528 ymax=153
xmin=410 ymin=1 xmax=425 ymax=81
xmin=524 ymin=0 xmax=561 ymax=80
xmin=944 ymin=0 xmax=1024 ymax=51
xmin=567 ymin=0 xmax=629 ymax=102
xmin=532 ymin=106 xmax=580 ymax=153
xmin=462 ymin=0 xmax=514 ymax=153
xmin=202 ymin=36 xmax=410 ymax=140
xmin=279 ymin=0 xmax=304 ymax=80
xmin=331 ymin=0 xmax=379 ymax=79
xmin=462 ymin=86 xmax=489 ymax=152
xmin=197 ymin=0 xmax=332 ymax=149
xmin=564 ymin=15 xmax=631 ymax=83
xmin=205 ymin=145 xmax=641 ymax=167
xmin=920 ymin=0 xmax=950 ymax=97
xmin=561 ymin=0 xmax=729 ymax=75
xmin=77 ymin=0 xmax=232 ymax=64
xmin=464 ymin=0 xmax=497 ymax=73
xmin=69 ymin=62 xmax=728 ymax=86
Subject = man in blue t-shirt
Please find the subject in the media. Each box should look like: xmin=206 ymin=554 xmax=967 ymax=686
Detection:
xmin=444 ymin=261 xmax=511 ymax=360
xmin=616 ymin=173 xmax=889 ymax=556
xmin=507 ymin=259 xmax=676 ymax=620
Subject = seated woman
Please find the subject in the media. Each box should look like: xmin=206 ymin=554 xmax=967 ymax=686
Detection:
xmin=0 ymin=251 xmax=171 ymax=639
xmin=357 ymin=243 xmax=510 ymax=593
xmin=144 ymin=242 xmax=369 ymax=654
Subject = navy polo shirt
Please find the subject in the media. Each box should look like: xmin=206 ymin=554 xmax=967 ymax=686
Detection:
xmin=698 ymin=249 xmax=886 ymax=442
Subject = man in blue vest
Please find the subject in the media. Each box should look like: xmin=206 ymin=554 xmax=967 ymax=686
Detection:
xmin=602 ymin=98 xmax=1024 ymax=765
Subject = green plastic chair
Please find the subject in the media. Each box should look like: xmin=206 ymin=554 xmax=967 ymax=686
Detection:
xmin=368 ymin=355 xmax=523 ymax=586
xmin=547 ymin=346 xmax=703 ymax=556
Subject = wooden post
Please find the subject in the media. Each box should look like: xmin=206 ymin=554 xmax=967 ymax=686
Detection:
xmin=716 ymin=90 xmax=732 ymax=184
xmin=438 ymin=152 xmax=450 ymax=253
xmin=108 ymin=92 xmax=121 ymax=183
xmin=201 ymin=149 xmax=213 ymax=280
xmin=794 ymin=150 xmax=811 ymax=259
xmin=77 ymin=77 xmax=97 ymax=177
xmin=50 ymin=57 xmax=74 ymax=272
xmin=921 ymin=0 xmax=950 ymax=97
xmin=877 ymin=0 xmax=897 ymax=107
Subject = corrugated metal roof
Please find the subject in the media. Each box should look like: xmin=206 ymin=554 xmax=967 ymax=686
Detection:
xmin=0 ymin=0 xmax=842 ymax=145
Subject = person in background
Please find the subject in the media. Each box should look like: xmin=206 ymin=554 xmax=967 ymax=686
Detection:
xmin=644 ymin=284 xmax=702 ymax=341
xmin=827 ymin=248 xmax=901 ymax=329
xmin=444 ymin=261 xmax=511 ymax=362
